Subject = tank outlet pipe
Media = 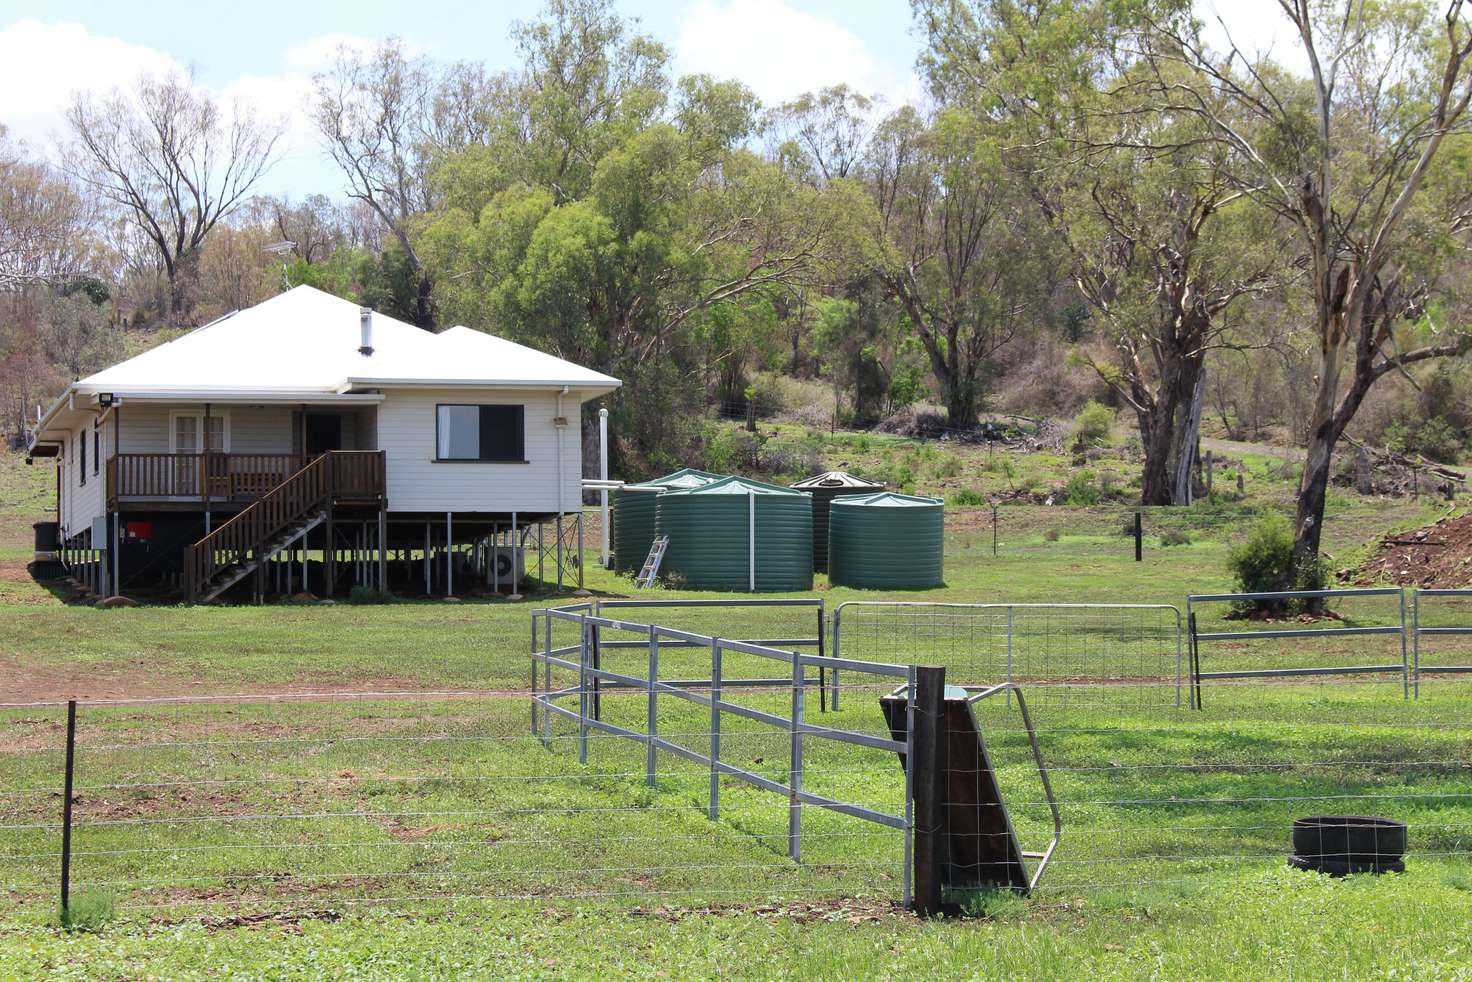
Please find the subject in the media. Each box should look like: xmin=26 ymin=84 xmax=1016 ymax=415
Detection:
xmin=599 ymin=408 xmax=609 ymax=568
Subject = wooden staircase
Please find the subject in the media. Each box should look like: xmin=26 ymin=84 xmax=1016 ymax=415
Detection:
xmin=184 ymin=451 xmax=384 ymax=603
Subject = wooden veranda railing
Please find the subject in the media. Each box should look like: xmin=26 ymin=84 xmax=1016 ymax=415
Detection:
xmin=107 ymin=453 xmax=305 ymax=506
xmin=183 ymin=451 xmax=385 ymax=602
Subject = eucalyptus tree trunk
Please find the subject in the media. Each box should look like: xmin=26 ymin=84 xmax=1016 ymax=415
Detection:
xmin=1169 ymin=366 xmax=1206 ymax=505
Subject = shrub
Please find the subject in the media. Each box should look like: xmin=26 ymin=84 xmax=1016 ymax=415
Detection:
xmin=1061 ymin=470 xmax=1101 ymax=505
xmin=950 ymin=488 xmax=987 ymax=506
xmin=1159 ymin=528 xmax=1192 ymax=547
xmin=1226 ymin=513 xmax=1325 ymax=611
xmin=1227 ymin=512 xmax=1295 ymax=594
xmin=1073 ymin=401 xmax=1114 ymax=447
xmin=348 ymin=585 xmax=397 ymax=605
xmin=930 ymin=451 xmax=962 ymax=479
xmin=1414 ymin=416 xmax=1465 ymax=463
xmin=59 ymin=889 xmax=114 ymax=932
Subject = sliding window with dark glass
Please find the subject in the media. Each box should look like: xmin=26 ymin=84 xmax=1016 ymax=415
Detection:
xmin=436 ymin=404 xmax=525 ymax=462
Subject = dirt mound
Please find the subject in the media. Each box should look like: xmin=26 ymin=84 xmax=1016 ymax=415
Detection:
xmin=1353 ymin=511 xmax=1472 ymax=588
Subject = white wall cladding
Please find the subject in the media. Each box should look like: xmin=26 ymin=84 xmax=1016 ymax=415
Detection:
xmin=60 ymin=412 xmax=109 ymax=536
xmin=376 ymin=387 xmax=586 ymax=513
xmin=117 ymin=404 xmax=294 ymax=454
xmin=57 ymin=389 xmax=593 ymax=530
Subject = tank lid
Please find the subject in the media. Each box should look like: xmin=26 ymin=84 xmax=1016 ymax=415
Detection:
xmin=789 ymin=470 xmax=885 ymax=490
xmin=830 ymin=491 xmax=943 ymax=508
xmin=626 ymin=467 xmax=723 ymax=490
xmin=662 ymin=475 xmax=807 ymax=497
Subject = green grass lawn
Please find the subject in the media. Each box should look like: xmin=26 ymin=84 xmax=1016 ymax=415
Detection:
xmin=2 ymin=445 xmax=1470 ymax=979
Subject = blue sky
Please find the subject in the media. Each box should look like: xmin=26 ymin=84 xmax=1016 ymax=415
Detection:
xmin=0 ymin=0 xmax=923 ymax=197
xmin=0 ymin=0 xmax=1289 ymax=199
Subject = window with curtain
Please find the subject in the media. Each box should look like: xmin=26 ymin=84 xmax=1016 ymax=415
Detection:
xmin=436 ymin=404 xmax=525 ymax=462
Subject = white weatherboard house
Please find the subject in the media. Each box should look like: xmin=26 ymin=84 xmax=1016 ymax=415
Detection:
xmin=28 ymin=285 xmax=620 ymax=602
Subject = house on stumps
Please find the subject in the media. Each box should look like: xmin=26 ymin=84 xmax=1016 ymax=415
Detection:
xmin=27 ymin=286 xmax=620 ymax=602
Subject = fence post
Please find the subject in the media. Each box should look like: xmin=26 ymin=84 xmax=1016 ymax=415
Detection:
xmin=1183 ymin=609 xmax=1195 ymax=709
xmin=1005 ymin=605 xmax=1014 ymax=708
xmin=1400 ymin=589 xmax=1410 ymax=701
xmin=543 ymin=615 xmax=554 ymax=745
xmin=591 ymin=623 xmax=602 ymax=723
xmin=1412 ymin=591 xmax=1421 ymax=700
xmin=647 ymin=627 xmax=659 ymax=788
xmin=817 ymin=606 xmax=827 ymax=714
xmin=1174 ymin=608 xmax=1184 ymax=709
xmin=910 ymin=665 xmax=946 ymax=916
xmin=902 ymin=665 xmax=915 ymax=910
xmin=788 ymin=646 xmax=804 ymax=863
xmin=1134 ymin=511 xmax=1143 ymax=562
xmin=830 ymin=606 xmax=842 ymax=712
xmin=530 ymin=613 xmax=539 ymax=736
xmin=59 ymin=699 xmax=76 ymax=922
xmin=578 ymin=620 xmax=589 ymax=765
xmin=710 ymin=639 xmax=721 ymax=821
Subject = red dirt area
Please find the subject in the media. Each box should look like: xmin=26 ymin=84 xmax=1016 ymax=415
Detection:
xmin=1352 ymin=511 xmax=1472 ymax=588
xmin=0 ymin=657 xmax=531 ymax=704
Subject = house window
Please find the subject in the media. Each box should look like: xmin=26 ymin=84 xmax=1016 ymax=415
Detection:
xmin=79 ymin=430 xmax=86 ymax=485
xmin=171 ymin=412 xmax=229 ymax=454
xmin=92 ymin=428 xmax=99 ymax=475
xmin=436 ymin=404 xmax=525 ymax=462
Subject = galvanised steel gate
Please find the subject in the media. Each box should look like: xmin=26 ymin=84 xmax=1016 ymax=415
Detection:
xmin=530 ymin=601 xmax=918 ymax=904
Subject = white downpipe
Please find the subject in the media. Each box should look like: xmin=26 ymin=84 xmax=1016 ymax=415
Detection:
xmin=555 ymin=386 xmax=568 ymax=527
xmin=748 ymin=490 xmax=756 ymax=592
xmin=598 ymin=408 xmax=609 ymax=568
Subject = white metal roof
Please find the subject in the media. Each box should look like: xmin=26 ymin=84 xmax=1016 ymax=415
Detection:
xmin=77 ymin=286 xmax=621 ymax=397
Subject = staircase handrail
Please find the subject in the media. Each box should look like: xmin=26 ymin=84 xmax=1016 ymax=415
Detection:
xmin=184 ymin=453 xmax=332 ymax=602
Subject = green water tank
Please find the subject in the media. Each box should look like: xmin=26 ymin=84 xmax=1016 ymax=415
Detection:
xmin=789 ymin=471 xmax=885 ymax=573
xmin=611 ymin=468 xmax=722 ymax=573
xmin=828 ymin=492 xmax=945 ymax=589
xmin=655 ymin=476 xmax=813 ymax=592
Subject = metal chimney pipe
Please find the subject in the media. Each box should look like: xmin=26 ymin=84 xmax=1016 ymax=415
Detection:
xmin=359 ymin=307 xmax=374 ymax=355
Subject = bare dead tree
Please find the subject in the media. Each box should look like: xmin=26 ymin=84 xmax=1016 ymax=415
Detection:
xmin=310 ymin=39 xmax=449 ymax=328
xmin=0 ymin=128 xmax=93 ymax=290
xmin=64 ymin=72 xmax=282 ymax=323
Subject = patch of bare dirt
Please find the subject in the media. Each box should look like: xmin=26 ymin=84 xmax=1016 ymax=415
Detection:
xmin=0 ymin=656 xmax=532 ymax=704
xmin=197 ymin=908 xmax=342 ymax=933
xmin=627 ymin=896 xmax=909 ymax=924
xmin=1351 ymin=511 xmax=1472 ymax=588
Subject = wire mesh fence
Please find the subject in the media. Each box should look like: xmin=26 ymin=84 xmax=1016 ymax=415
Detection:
xmin=4 ymin=591 xmax=1470 ymax=926
xmin=832 ymin=602 xmax=1184 ymax=713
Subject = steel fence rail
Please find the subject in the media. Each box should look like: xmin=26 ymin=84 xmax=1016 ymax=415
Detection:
xmin=1412 ymin=589 xmax=1472 ymax=697
xmin=1187 ymin=588 xmax=1410 ymax=700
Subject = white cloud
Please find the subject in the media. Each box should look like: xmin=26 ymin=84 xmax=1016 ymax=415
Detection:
xmin=0 ymin=19 xmax=185 ymax=150
xmin=675 ymin=0 xmax=920 ymax=109
xmin=284 ymin=32 xmax=384 ymax=73
xmin=0 ymin=21 xmax=352 ymax=196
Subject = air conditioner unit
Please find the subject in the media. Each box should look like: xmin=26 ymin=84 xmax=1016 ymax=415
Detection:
xmin=490 ymin=546 xmax=525 ymax=588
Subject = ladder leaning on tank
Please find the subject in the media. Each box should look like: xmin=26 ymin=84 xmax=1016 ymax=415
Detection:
xmin=635 ymin=535 xmax=669 ymax=588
